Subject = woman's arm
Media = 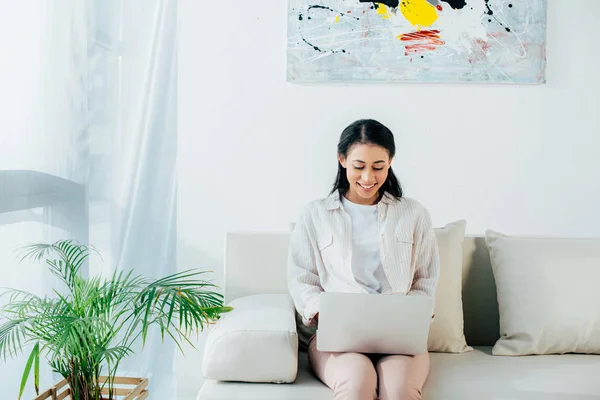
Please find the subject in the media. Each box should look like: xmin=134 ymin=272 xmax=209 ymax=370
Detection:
xmin=287 ymin=205 xmax=323 ymax=327
xmin=407 ymin=208 xmax=440 ymax=298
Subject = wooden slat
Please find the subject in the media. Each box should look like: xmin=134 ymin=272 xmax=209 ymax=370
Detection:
xmin=100 ymin=387 xmax=134 ymax=395
xmin=33 ymin=388 xmax=54 ymax=400
xmin=56 ymin=388 xmax=70 ymax=400
xmin=35 ymin=379 xmax=68 ymax=400
xmin=123 ymin=378 xmax=149 ymax=400
xmin=54 ymin=379 xmax=68 ymax=390
xmin=35 ymin=376 xmax=149 ymax=399
xmin=98 ymin=376 xmax=143 ymax=385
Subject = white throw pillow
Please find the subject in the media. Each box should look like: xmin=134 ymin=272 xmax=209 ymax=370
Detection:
xmin=202 ymin=294 xmax=298 ymax=383
xmin=486 ymin=230 xmax=600 ymax=356
xmin=428 ymin=220 xmax=472 ymax=353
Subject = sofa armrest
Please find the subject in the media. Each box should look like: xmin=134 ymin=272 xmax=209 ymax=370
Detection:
xmin=202 ymin=294 xmax=298 ymax=383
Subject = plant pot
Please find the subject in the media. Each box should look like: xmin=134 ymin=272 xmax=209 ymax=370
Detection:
xmin=34 ymin=376 xmax=149 ymax=400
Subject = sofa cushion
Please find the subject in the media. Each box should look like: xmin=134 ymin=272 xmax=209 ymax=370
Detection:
xmin=485 ymin=230 xmax=600 ymax=356
xmin=198 ymin=352 xmax=331 ymax=400
xmin=202 ymin=294 xmax=298 ymax=383
xmin=428 ymin=220 xmax=472 ymax=353
xmin=199 ymin=347 xmax=600 ymax=400
xmin=427 ymin=347 xmax=600 ymax=399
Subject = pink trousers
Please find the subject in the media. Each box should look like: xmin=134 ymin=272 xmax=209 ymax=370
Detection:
xmin=308 ymin=336 xmax=430 ymax=400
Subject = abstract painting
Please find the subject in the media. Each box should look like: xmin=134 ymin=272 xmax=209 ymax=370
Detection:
xmin=287 ymin=0 xmax=547 ymax=84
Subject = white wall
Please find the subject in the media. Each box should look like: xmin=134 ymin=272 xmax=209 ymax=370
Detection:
xmin=0 ymin=0 xmax=42 ymax=171
xmin=177 ymin=0 xmax=600 ymax=396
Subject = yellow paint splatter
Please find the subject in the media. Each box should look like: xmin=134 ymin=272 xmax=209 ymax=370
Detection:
xmin=335 ymin=15 xmax=340 ymax=23
xmin=376 ymin=4 xmax=391 ymax=19
xmin=400 ymin=0 xmax=438 ymax=29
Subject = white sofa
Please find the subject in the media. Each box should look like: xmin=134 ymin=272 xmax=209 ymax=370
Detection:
xmin=198 ymin=232 xmax=600 ymax=400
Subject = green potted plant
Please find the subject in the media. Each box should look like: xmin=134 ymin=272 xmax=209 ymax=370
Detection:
xmin=0 ymin=240 xmax=232 ymax=399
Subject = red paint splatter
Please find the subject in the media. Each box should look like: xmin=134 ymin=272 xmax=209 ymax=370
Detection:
xmin=398 ymin=30 xmax=445 ymax=54
xmin=473 ymin=39 xmax=491 ymax=52
xmin=468 ymin=38 xmax=491 ymax=63
xmin=399 ymin=30 xmax=441 ymax=41
xmin=406 ymin=44 xmax=438 ymax=53
xmin=436 ymin=4 xmax=443 ymax=11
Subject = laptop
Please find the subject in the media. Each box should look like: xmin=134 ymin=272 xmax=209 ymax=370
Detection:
xmin=316 ymin=292 xmax=434 ymax=355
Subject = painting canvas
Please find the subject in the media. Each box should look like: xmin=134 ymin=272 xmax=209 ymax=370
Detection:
xmin=287 ymin=0 xmax=547 ymax=84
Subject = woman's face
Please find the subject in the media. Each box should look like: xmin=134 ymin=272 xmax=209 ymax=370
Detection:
xmin=339 ymin=143 xmax=392 ymax=205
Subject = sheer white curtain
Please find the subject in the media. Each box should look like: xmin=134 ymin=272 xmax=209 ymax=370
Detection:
xmin=0 ymin=0 xmax=178 ymax=398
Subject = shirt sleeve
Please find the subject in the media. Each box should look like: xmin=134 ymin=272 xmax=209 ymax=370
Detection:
xmin=287 ymin=205 xmax=323 ymax=327
xmin=407 ymin=207 xmax=440 ymax=301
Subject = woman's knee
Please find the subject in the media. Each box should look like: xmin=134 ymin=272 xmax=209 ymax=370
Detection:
xmin=383 ymin=385 xmax=422 ymax=400
xmin=376 ymin=354 xmax=429 ymax=400
xmin=403 ymin=386 xmax=423 ymax=400
xmin=332 ymin=354 xmax=377 ymax=400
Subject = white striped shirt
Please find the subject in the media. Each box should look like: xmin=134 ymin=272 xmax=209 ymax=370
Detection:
xmin=287 ymin=191 xmax=440 ymax=327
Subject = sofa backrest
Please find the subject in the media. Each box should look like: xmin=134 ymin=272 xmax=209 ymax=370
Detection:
xmin=225 ymin=232 xmax=500 ymax=346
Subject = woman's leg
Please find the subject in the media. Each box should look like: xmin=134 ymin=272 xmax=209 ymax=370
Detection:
xmin=308 ymin=336 xmax=378 ymax=400
xmin=375 ymin=352 xmax=430 ymax=400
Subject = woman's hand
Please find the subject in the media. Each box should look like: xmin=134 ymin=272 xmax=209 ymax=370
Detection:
xmin=307 ymin=312 xmax=319 ymax=328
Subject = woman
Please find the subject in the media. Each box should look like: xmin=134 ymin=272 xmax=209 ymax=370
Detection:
xmin=287 ymin=119 xmax=440 ymax=400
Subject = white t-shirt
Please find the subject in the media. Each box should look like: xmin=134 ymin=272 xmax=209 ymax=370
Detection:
xmin=341 ymin=197 xmax=392 ymax=294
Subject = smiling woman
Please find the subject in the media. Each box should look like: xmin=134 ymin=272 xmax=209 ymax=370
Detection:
xmin=334 ymin=120 xmax=400 ymax=206
xmin=339 ymin=145 xmax=390 ymax=204
xmin=287 ymin=119 xmax=440 ymax=398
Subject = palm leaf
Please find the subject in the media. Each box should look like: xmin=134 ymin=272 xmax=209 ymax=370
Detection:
xmin=3 ymin=241 xmax=230 ymax=399
xmin=17 ymin=241 xmax=98 ymax=291
xmin=34 ymin=342 xmax=40 ymax=394
xmin=18 ymin=342 xmax=39 ymax=399
xmin=0 ymin=318 xmax=31 ymax=360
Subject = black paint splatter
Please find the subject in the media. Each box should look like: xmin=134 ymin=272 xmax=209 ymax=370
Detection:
xmin=441 ymin=0 xmax=467 ymax=9
xmin=302 ymin=37 xmax=322 ymax=52
xmin=301 ymin=36 xmax=347 ymax=54
xmin=307 ymin=4 xmax=360 ymax=20
xmin=308 ymin=4 xmax=335 ymax=12
xmin=359 ymin=0 xmax=399 ymax=7
xmin=484 ymin=0 xmax=512 ymax=32
xmin=484 ymin=0 xmax=493 ymax=15
xmin=297 ymin=4 xmax=364 ymax=54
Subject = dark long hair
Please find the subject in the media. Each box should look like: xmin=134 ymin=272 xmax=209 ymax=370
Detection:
xmin=330 ymin=119 xmax=403 ymax=200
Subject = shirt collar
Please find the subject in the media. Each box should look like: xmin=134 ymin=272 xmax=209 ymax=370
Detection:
xmin=325 ymin=190 xmax=395 ymax=210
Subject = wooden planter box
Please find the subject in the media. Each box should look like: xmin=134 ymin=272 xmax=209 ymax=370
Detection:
xmin=34 ymin=376 xmax=148 ymax=400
